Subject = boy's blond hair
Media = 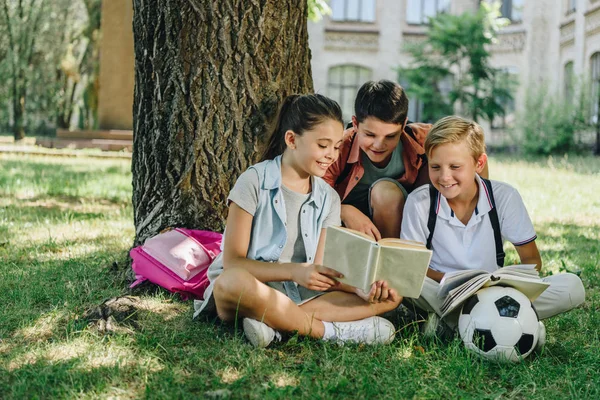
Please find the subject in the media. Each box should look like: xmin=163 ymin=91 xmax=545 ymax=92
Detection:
xmin=425 ymin=115 xmax=486 ymax=160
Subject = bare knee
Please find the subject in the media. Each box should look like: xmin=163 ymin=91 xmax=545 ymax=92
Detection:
xmin=370 ymin=181 xmax=405 ymax=212
xmin=213 ymin=268 xmax=257 ymax=318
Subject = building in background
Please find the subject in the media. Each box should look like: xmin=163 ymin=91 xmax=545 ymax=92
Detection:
xmin=308 ymin=0 xmax=600 ymax=144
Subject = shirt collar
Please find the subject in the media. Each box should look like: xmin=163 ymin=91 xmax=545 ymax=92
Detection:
xmin=262 ymin=155 xmax=324 ymax=209
xmin=436 ymin=174 xmax=493 ymax=221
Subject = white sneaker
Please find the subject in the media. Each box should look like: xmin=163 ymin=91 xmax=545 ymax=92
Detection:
xmin=535 ymin=321 xmax=546 ymax=353
xmin=328 ymin=316 xmax=396 ymax=345
xmin=243 ymin=318 xmax=281 ymax=348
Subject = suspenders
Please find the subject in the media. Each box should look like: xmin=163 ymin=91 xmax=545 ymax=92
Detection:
xmin=425 ymin=178 xmax=505 ymax=268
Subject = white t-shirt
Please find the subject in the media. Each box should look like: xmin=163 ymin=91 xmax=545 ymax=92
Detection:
xmin=401 ymin=176 xmax=537 ymax=274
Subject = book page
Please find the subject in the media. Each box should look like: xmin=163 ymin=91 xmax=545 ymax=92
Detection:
xmin=437 ymin=269 xmax=489 ymax=298
xmin=483 ymin=276 xmax=550 ymax=300
xmin=374 ymin=245 xmax=432 ymax=298
xmin=378 ymin=238 xmax=427 ymax=250
xmin=439 ymin=269 xmax=550 ymax=317
xmin=333 ymin=226 xmax=377 ymax=242
xmin=322 ymin=226 xmax=378 ymax=292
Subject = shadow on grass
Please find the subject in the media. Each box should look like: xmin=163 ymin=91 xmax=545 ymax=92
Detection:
xmin=536 ymin=221 xmax=600 ymax=287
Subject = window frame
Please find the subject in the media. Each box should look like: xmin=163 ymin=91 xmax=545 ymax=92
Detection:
xmin=406 ymin=0 xmax=450 ymax=26
xmin=330 ymin=0 xmax=376 ymax=23
xmin=327 ymin=65 xmax=373 ymax=122
xmin=499 ymin=0 xmax=523 ymax=23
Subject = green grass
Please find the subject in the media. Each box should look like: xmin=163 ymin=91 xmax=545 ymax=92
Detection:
xmin=0 ymin=152 xmax=599 ymax=399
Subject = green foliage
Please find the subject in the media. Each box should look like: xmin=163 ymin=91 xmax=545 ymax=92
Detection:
xmin=400 ymin=2 xmax=514 ymax=124
xmin=0 ymin=152 xmax=599 ymax=398
xmin=0 ymin=0 xmax=101 ymax=138
xmin=517 ymin=81 xmax=592 ymax=155
xmin=307 ymin=0 xmax=331 ymax=22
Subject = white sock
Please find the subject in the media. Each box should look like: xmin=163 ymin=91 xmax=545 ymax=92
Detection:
xmin=322 ymin=321 xmax=336 ymax=339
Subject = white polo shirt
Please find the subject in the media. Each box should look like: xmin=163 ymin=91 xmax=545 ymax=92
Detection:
xmin=401 ymin=176 xmax=537 ymax=274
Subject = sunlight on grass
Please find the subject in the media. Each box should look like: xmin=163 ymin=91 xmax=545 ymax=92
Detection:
xmin=218 ymin=366 xmax=242 ymax=384
xmin=269 ymin=372 xmax=300 ymax=388
xmin=8 ymin=337 xmax=164 ymax=373
xmin=394 ymin=345 xmax=416 ymax=359
xmin=135 ymin=297 xmax=188 ymax=322
xmin=15 ymin=310 xmax=67 ymax=343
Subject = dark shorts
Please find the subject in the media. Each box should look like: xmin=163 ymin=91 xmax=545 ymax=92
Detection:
xmin=342 ymin=178 xmax=408 ymax=218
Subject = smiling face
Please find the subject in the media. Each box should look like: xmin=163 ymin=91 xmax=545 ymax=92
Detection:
xmin=354 ymin=116 xmax=405 ymax=167
xmin=428 ymin=140 xmax=487 ymax=203
xmin=286 ymin=118 xmax=344 ymax=178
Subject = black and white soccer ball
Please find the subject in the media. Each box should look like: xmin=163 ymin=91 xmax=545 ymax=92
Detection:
xmin=458 ymin=286 xmax=541 ymax=362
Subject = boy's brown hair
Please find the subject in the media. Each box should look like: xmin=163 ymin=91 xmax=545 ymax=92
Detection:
xmin=425 ymin=115 xmax=486 ymax=160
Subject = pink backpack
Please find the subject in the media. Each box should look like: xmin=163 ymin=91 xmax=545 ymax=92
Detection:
xmin=130 ymin=228 xmax=222 ymax=300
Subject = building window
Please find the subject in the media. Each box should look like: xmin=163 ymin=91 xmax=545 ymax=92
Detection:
xmin=499 ymin=0 xmax=523 ymax=23
xmin=327 ymin=65 xmax=372 ymax=122
xmin=406 ymin=0 xmax=450 ymax=25
xmin=330 ymin=0 xmax=376 ymax=22
xmin=566 ymin=0 xmax=576 ymax=15
xmin=564 ymin=61 xmax=574 ymax=101
xmin=591 ymin=53 xmax=600 ymax=123
xmin=491 ymin=67 xmax=518 ymax=130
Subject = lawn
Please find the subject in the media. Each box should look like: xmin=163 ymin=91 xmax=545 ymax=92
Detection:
xmin=0 ymin=152 xmax=598 ymax=399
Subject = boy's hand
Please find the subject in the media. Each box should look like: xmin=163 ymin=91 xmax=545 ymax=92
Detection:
xmin=341 ymin=204 xmax=382 ymax=240
xmin=291 ymin=263 xmax=343 ymax=292
xmin=356 ymin=281 xmax=399 ymax=304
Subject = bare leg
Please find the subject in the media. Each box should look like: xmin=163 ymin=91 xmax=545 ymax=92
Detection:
xmin=300 ymin=291 xmax=401 ymax=322
xmin=212 ymin=267 xmax=401 ymax=339
xmin=370 ymin=180 xmax=406 ymax=238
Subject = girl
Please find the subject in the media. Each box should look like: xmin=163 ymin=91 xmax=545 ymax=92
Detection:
xmin=194 ymin=94 xmax=402 ymax=347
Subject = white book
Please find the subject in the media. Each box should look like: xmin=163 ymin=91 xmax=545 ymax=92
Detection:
xmin=322 ymin=226 xmax=432 ymax=298
xmin=438 ymin=264 xmax=550 ymax=317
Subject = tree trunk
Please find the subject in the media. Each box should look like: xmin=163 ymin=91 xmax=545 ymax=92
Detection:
xmin=13 ymin=91 xmax=25 ymax=141
xmin=131 ymin=0 xmax=313 ymax=244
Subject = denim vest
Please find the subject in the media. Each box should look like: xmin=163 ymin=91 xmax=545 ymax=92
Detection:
xmin=247 ymin=155 xmax=334 ymax=263
xmin=194 ymin=155 xmax=337 ymax=316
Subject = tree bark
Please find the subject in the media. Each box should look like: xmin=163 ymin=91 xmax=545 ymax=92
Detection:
xmin=132 ymin=0 xmax=313 ymax=244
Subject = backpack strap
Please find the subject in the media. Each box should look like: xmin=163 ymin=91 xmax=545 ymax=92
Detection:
xmin=481 ymin=178 xmax=505 ymax=268
xmin=425 ymin=184 xmax=438 ymax=250
xmin=335 ymin=132 xmax=358 ymax=186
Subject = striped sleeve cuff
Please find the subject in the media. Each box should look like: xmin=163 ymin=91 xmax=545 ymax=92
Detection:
xmin=512 ymin=235 xmax=537 ymax=246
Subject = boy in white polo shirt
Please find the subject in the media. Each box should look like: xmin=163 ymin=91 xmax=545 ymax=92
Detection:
xmin=400 ymin=116 xmax=585 ymax=341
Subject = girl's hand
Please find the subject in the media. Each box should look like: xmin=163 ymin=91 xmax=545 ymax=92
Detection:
xmin=291 ymin=263 xmax=343 ymax=292
xmin=356 ymin=280 xmax=399 ymax=304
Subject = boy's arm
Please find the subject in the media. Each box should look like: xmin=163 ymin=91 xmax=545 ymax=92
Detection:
xmin=341 ymin=204 xmax=382 ymax=241
xmin=514 ymin=241 xmax=542 ymax=272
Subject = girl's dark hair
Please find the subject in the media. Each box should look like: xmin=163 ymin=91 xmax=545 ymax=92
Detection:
xmin=261 ymin=94 xmax=343 ymax=161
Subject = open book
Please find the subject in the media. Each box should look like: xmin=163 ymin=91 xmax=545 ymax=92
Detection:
xmin=322 ymin=226 xmax=432 ymax=298
xmin=438 ymin=264 xmax=550 ymax=317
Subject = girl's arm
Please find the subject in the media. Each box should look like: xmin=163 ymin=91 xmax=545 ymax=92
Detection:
xmin=223 ymin=203 xmax=341 ymax=291
xmin=514 ymin=241 xmax=542 ymax=272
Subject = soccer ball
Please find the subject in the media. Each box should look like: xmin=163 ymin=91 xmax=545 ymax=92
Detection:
xmin=458 ymin=286 xmax=541 ymax=362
